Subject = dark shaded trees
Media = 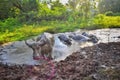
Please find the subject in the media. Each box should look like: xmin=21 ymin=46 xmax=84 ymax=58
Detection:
xmin=98 ymin=0 xmax=120 ymax=13
xmin=0 ymin=0 xmax=39 ymax=20
xmin=0 ymin=0 xmax=13 ymax=19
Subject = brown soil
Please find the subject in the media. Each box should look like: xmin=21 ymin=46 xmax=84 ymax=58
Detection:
xmin=0 ymin=42 xmax=120 ymax=80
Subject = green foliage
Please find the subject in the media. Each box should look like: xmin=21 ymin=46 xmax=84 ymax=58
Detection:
xmin=14 ymin=0 xmax=39 ymax=23
xmin=0 ymin=18 xmax=20 ymax=32
xmin=113 ymin=12 xmax=120 ymax=16
xmin=105 ymin=11 xmax=120 ymax=16
xmin=0 ymin=0 xmax=120 ymax=44
xmin=0 ymin=14 xmax=120 ymax=44
xmin=36 ymin=1 xmax=66 ymax=21
xmin=91 ymin=14 xmax=120 ymax=29
xmin=0 ymin=0 xmax=96 ymax=22
xmin=0 ymin=24 xmax=51 ymax=44
xmin=98 ymin=0 xmax=120 ymax=13
xmin=0 ymin=0 xmax=14 ymax=19
xmin=68 ymin=0 xmax=92 ymax=19
xmin=105 ymin=11 xmax=113 ymax=16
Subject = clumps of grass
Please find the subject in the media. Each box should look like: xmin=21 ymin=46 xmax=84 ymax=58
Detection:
xmin=0 ymin=18 xmax=21 ymax=32
xmin=80 ymin=14 xmax=120 ymax=29
xmin=91 ymin=14 xmax=120 ymax=29
xmin=0 ymin=25 xmax=51 ymax=44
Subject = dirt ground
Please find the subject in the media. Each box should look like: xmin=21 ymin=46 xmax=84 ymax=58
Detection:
xmin=0 ymin=42 xmax=120 ymax=80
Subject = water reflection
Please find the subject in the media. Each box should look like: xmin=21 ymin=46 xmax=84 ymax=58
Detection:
xmin=52 ymin=35 xmax=69 ymax=61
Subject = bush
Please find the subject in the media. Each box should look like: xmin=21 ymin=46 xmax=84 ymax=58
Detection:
xmin=0 ymin=24 xmax=51 ymax=44
xmin=113 ymin=12 xmax=120 ymax=16
xmin=0 ymin=18 xmax=20 ymax=32
xmin=105 ymin=11 xmax=120 ymax=16
xmin=91 ymin=14 xmax=120 ymax=28
xmin=105 ymin=11 xmax=113 ymax=16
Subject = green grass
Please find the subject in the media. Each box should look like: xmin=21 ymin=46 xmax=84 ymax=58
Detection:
xmin=0 ymin=14 xmax=120 ymax=44
xmin=0 ymin=25 xmax=52 ymax=44
xmin=92 ymin=14 xmax=120 ymax=28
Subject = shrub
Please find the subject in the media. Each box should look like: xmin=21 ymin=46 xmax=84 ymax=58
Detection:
xmin=0 ymin=18 xmax=20 ymax=32
xmin=91 ymin=14 xmax=120 ymax=28
xmin=113 ymin=12 xmax=120 ymax=16
xmin=105 ymin=11 xmax=113 ymax=16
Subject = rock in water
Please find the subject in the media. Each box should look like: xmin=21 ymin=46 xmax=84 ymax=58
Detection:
xmin=58 ymin=34 xmax=72 ymax=46
xmin=82 ymin=32 xmax=99 ymax=43
xmin=69 ymin=33 xmax=90 ymax=42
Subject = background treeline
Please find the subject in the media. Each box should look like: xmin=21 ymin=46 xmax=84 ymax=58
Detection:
xmin=0 ymin=0 xmax=67 ymax=22
xmin=0 ymin=0 xmax=120 ymax=44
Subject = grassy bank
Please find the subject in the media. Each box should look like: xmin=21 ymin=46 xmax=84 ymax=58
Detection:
xmin=0 ymin=14 xmax=120 ymax=44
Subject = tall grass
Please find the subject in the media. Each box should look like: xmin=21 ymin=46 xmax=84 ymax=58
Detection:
xmin=0 ymin=24 xmax=51 ymax=44
xmin=92 ymin=14 xmax=120 ymax=28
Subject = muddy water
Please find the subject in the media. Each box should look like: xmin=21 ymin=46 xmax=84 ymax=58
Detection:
xmin=52 ymin=35 xmax=81 ymax=61
xmin=0 ymin=41 xmax=40 ymax=65
xmin=0 ymin=29 xmax=120 ymax=65
xmin=88 ymin=28 xmax=120 ymax=43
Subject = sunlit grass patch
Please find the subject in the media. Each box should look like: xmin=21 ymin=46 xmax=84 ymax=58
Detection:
xmin=92 ymin=14 xmax=120 ymax=29
xmin=0 ymin=25 xmax=52 ymax=44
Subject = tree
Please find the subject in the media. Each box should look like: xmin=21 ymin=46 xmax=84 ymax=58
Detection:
xmin=0 ymin=0 xmax=39 ymax=20
xmin=37 ymin=0 xmax=67 ymax=21
xmin=68 ymin=0 xmax=91 ymax=19
xmin=0 ymin=0 xmax=14 ymax=19
xmin=98 ymin=0 xmax=120 ymax=13
xmin=68 ymin=0 xmax=80 ymax=11
xmin=11 ymin=0 xmax=39 ymax=22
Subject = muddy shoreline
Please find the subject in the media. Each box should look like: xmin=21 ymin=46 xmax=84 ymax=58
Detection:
xmin=0 ymin=42 xmax=120 ymax=80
